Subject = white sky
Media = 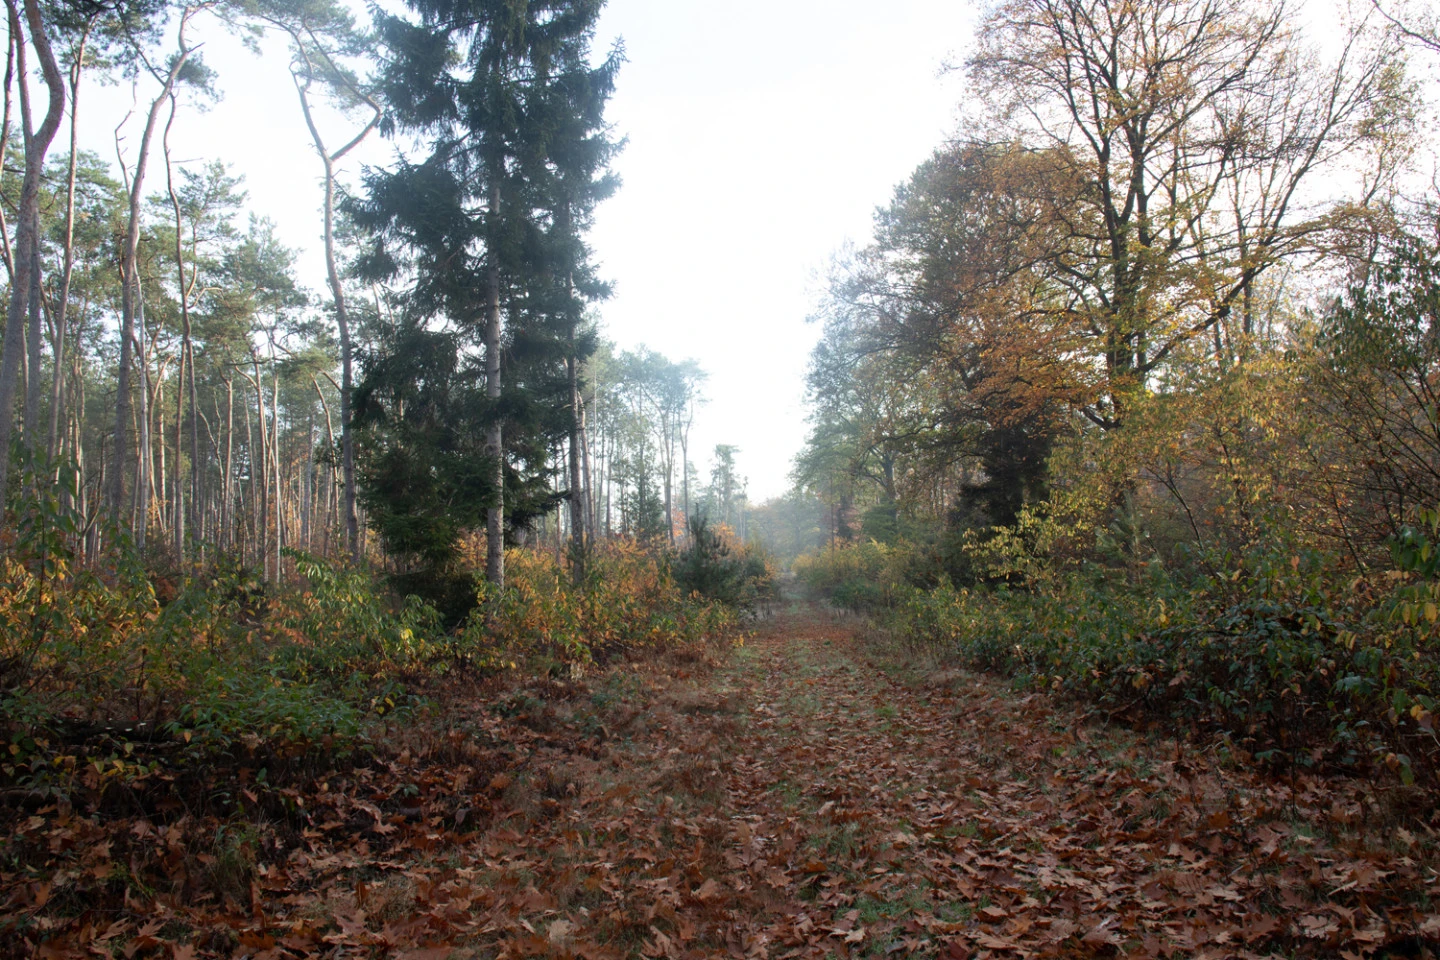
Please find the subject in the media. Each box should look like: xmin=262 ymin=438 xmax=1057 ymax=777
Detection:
xmin=81 ymin=0 xmax=975 ymax=503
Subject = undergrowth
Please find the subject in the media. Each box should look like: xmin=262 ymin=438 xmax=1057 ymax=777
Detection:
xmin=797 ymin=536 xmax=1440 ymax=789
xmin=0 ymin=478 xmax=743 ymax=816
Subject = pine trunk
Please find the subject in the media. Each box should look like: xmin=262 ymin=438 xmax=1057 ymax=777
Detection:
xmin=109 ymin=18 xmax=196 ymax=525
xmin=485 ymin=181 xmax=504 ymax=588
xmin=47 ymin=31 xmax=87 ymax=467
xmin=0 ymin=0 xmax=63 ymax=509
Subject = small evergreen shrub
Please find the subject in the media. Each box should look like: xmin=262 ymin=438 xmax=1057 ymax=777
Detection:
xmin=672 ymin=516 xmax=775 ymax=608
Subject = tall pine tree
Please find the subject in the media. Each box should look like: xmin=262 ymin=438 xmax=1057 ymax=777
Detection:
xmin=350 ymin=0 xmax=619 ymax=592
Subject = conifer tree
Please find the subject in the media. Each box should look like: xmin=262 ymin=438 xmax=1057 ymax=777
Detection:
xmin=351 ymin=0 xmax=618 ymax=590
xmin=0 ymin=0 xmax=65 ymax=509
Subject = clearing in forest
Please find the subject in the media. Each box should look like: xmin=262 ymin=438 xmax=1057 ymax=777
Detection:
xmin=6 ymin=601 xmax=1439 ymax=959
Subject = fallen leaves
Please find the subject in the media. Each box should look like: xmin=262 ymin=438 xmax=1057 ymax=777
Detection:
xmin=3 ymin=604 xmax=1440 ymax=959
xmin=711 ymin=609 xmax=1440 ymax=959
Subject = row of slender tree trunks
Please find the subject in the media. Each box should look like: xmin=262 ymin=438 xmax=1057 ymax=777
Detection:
xmin=0 ymin=1 xmax=380 ymax=580
xmin=0 ymin=0 xmax=715 ymax=583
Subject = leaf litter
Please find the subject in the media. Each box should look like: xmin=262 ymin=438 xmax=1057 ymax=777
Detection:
xmin=3 ymin=603 xmax=1439 ymax=958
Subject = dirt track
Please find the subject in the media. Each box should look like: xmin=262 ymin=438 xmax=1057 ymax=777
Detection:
xmin=626 ymin=601 xmax=1437 ymax=959
xmin=10 ymin=601 xmax=1437 ymax=959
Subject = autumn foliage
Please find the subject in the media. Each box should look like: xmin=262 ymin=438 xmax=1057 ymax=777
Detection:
xmin=0 ymin=494 xmax=759 ymax=955
xmin=798 ymin=348 xmax=1440 ymax=788
xmin=789 ymin=0 xmax=1440 ymax=806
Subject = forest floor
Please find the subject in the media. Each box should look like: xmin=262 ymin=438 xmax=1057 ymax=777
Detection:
xmin=7 ymin=596 xmax=1440 ymax=958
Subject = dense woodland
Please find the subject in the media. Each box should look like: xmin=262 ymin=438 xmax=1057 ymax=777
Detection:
xmin=0 ymin=0 xmax=788 ymax=770
xmin=7 ymin=0 xmax=1440 ymax=955
xmin=790 ymin=0 xmax=1440 ymax=785
xmin=0 ymin=0 xmax=763 ymax=595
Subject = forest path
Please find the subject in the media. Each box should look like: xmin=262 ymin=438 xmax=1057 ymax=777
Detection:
xmin=82 ymin=600 xmax=1429 ymax=959
xmin=656 ymin=599 xmax=1430 ymax=959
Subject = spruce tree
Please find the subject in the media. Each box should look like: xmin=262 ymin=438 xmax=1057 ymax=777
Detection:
xmin=350 ymin=0 xmax=619 ymax=591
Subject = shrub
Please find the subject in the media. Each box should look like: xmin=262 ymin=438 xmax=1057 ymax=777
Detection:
xmin=672 ymin=516 xmax=776 ymax=608
xmin=452 ymin=541 xmax=740 ymax=672
xmin=0 ymin=499 xmax=748 ymax=811
xmin=793 ymin=539 xmax=928 ymax=611
xmin=886 ymin=544 xmax=1439 ymax=784
xmin=0 ymin=533 xmax=441 ymax=783
xmin=275 ymin=548 xmax=444 ymax=679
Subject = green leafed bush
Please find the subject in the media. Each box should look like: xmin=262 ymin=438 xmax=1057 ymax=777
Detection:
xmin=451 ymin=541 xmax=740 ymax=673
xmin=867 ymin=539 xmax=1440 ymax=783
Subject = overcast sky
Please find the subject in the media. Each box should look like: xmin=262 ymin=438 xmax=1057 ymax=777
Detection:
xmin=84 ymin=0 xmax=975 ymax=503
xmin=587 ymin=0 xmax=972 ymax=501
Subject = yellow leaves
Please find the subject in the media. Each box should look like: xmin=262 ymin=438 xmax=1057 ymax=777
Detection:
xmin=1398 ymin=602 xmax=1426 ymax=627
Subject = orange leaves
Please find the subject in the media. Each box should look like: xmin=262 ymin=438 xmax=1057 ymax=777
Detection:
xmin=691 ymin=878 xmax=722 ymax=901
xmin=828 ymin=907 xmax=866 ymax=943
xmin=713 ymin=609 xmax=1440 ymax=960
xmin=6 ymin=602 xmax=1440 ymax=959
